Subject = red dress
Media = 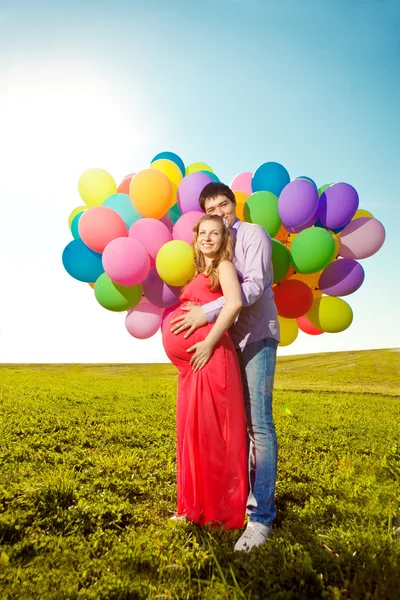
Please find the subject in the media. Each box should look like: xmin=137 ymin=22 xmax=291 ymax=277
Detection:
xmin=162 ymin=274 xmax=247 ymax=530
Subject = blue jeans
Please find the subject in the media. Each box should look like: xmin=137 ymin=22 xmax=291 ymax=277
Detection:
xmin=236 ymin=338 xmax=278 ymax=527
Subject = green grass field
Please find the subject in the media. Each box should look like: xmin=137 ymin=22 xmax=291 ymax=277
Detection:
xmin=0 ymin=349 xmax=399 ymax=599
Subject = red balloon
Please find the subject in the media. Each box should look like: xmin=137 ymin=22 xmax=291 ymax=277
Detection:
xmin=297 ymin=314 xmax=323 ymax=335
xmin=273 ymin=279 xmax=313 ymax=318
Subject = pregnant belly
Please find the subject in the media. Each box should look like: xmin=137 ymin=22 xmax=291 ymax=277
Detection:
xmin=162 ymin=306 xmax=214 ymax=364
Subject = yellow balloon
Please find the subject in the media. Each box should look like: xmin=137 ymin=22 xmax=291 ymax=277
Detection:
xmin=278 ymin=316 xmax=299 ymax=346
xmin=129 ymin=169 xmax=172 ymax=219
xmin=78 ymin=168 xmax=117 ymax=207
xmin=150 ymin=159 xmax=183 ymax=208
xmin=185 ymin=162 xmax=214 ymax=175
xmin=330 ymin=232 xmax=340 ymax=257
xmin=352 ymin=209 xmax=374 ymax=220
xmin=156 ymin=240 xmax=195 ymax=286
xmin=306 ymin=296 xmax=353 ymax=333
xmin=234 ymin=191 xmax=249 ymax=221
xmin=68 ymin=205 xmax=87 ymax=228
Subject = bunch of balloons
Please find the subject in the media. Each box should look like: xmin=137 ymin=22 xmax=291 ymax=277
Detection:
xmin=62 ymin=152 xmax=385 ymax=346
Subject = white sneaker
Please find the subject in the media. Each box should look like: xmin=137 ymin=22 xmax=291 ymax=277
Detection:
xmin=169 ymin=513 xmax=187 ymax=522
xmin=234 ymin=521 xmax=272 ymax=552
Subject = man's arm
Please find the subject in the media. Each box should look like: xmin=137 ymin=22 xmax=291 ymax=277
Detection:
xmin=170 ymin=225 xmax=273 ymax=336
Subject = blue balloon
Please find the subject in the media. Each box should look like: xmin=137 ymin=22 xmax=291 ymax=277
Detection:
xmin=252 ymin=162 xmax=290 ymax=196
xmin=151 ymin=151 xmax=185 ymax=177
xmin=62 ymin=239 xmax=104 ymax=283
xmin=296 ymin=176 xmax=317 ymax=188
xmin=103 ymin=193 xmax=141 ymax=228
xmin=201 ymin=170 xmax=220 ymax=182
xmin=71 ymin=211 xmax=84 ymax=240
xmin=314 ymin=218 xmax=350 ymax=234
xmin=168 ymin=203 xmax=183 ymax=224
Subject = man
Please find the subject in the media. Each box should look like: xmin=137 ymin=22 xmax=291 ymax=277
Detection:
xmin=170 ymin=182 xmax=280 ymax=552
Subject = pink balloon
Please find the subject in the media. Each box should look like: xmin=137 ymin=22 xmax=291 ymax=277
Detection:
xmin=117 ymin=173 xmax=135 ymax=194
xmin=125 ymin=301 xmax=162 ymax=339
xmin=129 ymin=218 xmax=172 ymax=268
xmin=339 ymin=217 xmax=386 ymax=259
xmin=102 ymin=237 xmax=150 ymax=286
xmin=78 ymin=206 xmax=127 ymax=253
xmin=230 ymin=172 xmax=253 ymax=195
xmin=173 ymin=210 xmax=205 ymax=245
xmin=160 ymin=213 xmax=174 ymax=232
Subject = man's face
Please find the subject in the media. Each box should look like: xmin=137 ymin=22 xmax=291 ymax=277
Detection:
xmin=203 ymin=195 xmax=237 ymax=228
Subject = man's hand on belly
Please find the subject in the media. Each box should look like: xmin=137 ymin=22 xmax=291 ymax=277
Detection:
xmin=170 ymin=305 xmax=207 ymax=338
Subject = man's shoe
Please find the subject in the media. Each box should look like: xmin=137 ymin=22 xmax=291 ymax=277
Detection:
xmin=234 ymin=521 xmax=272 ymax=552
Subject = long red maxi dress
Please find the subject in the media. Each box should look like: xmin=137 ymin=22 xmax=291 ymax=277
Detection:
xmin=162 ymin=274 xmax=247 ymax=530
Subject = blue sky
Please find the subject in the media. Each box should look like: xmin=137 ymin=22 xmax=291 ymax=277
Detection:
xmin=0 ymin=0 xmax=398 ymax=362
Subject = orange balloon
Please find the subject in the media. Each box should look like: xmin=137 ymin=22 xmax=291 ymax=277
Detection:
xmin=129 ymin=169 xmax=172 ymax=219
xmin=234 ymin=190 xmax=248 ymax=221
xmin=118 ymin=173 xmax=135 ymax=194
xmin=289 ymin=270 xmax=323 ymax=297
xmin=275 ymin=225 xmax=289 ymax=244
xmin=284 ymin=265 xmax=295 ymax=280
xmin=89 ymin=282 xmax=95 ymax=289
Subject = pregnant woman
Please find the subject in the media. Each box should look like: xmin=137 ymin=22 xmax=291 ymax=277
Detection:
xmin=162 ymin=215 xmax=247 ymax=529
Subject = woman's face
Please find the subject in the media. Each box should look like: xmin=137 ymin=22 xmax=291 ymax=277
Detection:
xmin=196 ymin=220 xmax=224 ymax=259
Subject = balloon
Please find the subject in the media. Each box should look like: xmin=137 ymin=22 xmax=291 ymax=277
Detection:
xmin=352 ymin=209 xmax=373 ymax=220
xmin=201 ymin=171 xmax=220 ymax=182
xmin=296 ymin=176 xmax=317 ymax=187
xmin=289 ymin=270 xmax=322 ymax=298
xmin=306 ymin=296 xmax=353 ymax=333
xmin=129 ymin=218 xmax=172 ymax=268
xmin=68 ymin=206 xmax=86 ymax=228
xmin=243 ymin=191 xmax=282 ymax=237
xmin=338 ymin=217 xmax=385 ymax=259
xmin=78 ymin=168 xmax=117 ymax=207
xmin=318 ymin=183 xmax=334 ymax=197
xmin=117 ymin=173 xmax=135 ymax=194
xmin=186 ymin=162 xmax=214 ymax=175
xmin=70 ymin=211 xmax=84 ymax=240
xmin=252 ymin=162 xmax=290 ymax=196
xmin=103 ymin=193 xmax=142 ymax=228
xmin=150 ymin=159 xmax=183 ymax=207
xmin=156 ymin=240 xmax=195 ymax=286
xmin=161 ymin=304 xmax=180 ymax=333
xmin=318 ymin=182 xmax=359 ymax=229
xmin=177 ymin=172 xmax=214 ymax=214
xmin=143 ymin=268 xmax=181 ymax=308
xmin=94 ymin=273 xmax=142 ymax=312
xmin=297 ymin=314 xmax=323 ymax=335
xmin=273 ymin=279 xmax=313 ymax=318
xmin=278 ymin=179 xmax=319 ymax=228
xmin=168 ymin=203 xmax=183 ymax=224
xmin=62 ymin=239 xmax=104 ymax=283
xmin=271 ymin=239 xmax=291 ymax=284
xmin=78 ymin=206 xmax=127 ymax=253
xmin=231 ymin=172 xmax=253 ymax=195
xmin=102 ymin=237 xmax=150 ymax=286
xmin=151 ymin=151 xmax=185 ymax=177
xmin=275 ymin=225 xmax=289 ymax=244
xmin=233 ymin=191 xmax=248 ymax=221
xmin=160 ymin=213 xmax=174 ymax=232
xmin=290 ymin=228 xmax=336 ymax=274
xmin=278 ymin=316 xmax=298 ymax=346
xmin=285 ymin=211 xmax=318 ymax=233
xmin=125 ymin=301 xmax=162 ymax=339
xmin=318 ymin=258 xmax=364 ymax=297
xmin=129 ymin=169 xmax=172 ymax=219
xmin=173 ymin=211 xmax=205 ymax=245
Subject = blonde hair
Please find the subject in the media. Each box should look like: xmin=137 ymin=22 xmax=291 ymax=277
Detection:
xmin=190 ymin=215 xmax=235 ymax=291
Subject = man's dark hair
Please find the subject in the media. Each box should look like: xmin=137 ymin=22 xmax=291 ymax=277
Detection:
xmin=199 ymin=182 xmax=236 ymax=212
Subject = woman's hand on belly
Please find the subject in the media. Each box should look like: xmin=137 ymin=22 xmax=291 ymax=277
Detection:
xmin=187 ymin=340 xmax=214 ymax=372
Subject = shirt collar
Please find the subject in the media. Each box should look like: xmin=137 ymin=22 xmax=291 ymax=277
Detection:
xmin=231 ymin=218 xmax=242 ymax=231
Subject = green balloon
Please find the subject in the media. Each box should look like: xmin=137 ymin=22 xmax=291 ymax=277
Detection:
xmin=243 ymin=191 xmax=282 ymax=237
xmin=94 ymin=273 xmax=142 ymax=312
xmin=290 ymin=227 xmax=336 ymax=274
xmin=271 ymin=239 xmax=290 ymax=284
xmin=317 ymin=183 xmax=334 ymax=197
xmin=168 ymin=203 xmax=182 ymax=224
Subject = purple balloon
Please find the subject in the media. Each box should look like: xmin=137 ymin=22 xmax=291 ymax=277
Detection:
xmin=319 ymin=258 xmax=365 ymax=296
xmin=160 ymin=213 xmax=174 ymax=232
xmin=143 ymin=268 xmax=181 ymax=308
xmin=278 ymin=179 xmax=319 ymax=228
xmin=318 ymin=183 xmax=359 ymax=229
xmin=177 ymin=172 xmax=214 ymax=214
xmin=286 ymin=210 xmax=318 ymax=233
